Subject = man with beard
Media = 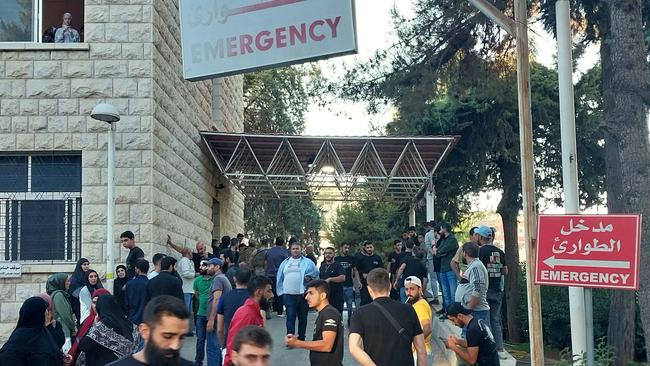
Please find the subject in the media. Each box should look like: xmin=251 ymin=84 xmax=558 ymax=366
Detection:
xmin=168 ymin=236 xmax=215 ymax=273
xmin=206 ymin=257 xmax=232 ymax=366
xmin=404 ymin=276 xmax=432 ymax=364
xmin=107 ymin=295 xmax=193 ymax=365
xmin=334 ymin=243 xmax=357 ymax=326
xmin=353 ymin=241 xmax=383 ymax=306
xmin=393 ymin=241 xmax=428 ymax=303
xmin=193 ymin=260 xmax=213 ymax=366
xmin=318 ymin=247 xmax=345 ymax=314
xmin=223 ymin=276 xmax=273 ymax=366
xmin=285 ymin=280 xmax=344 ymax=366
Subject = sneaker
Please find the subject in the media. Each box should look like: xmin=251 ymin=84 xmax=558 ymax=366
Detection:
xmin=432 ymin=298 xmax=440 ymax=305
xmin=436 ymin=309 xmax=446 ymax=315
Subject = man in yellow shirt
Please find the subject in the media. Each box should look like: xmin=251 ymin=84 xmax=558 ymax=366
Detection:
xmin=404 ymin=276 xmax=432 ymax=364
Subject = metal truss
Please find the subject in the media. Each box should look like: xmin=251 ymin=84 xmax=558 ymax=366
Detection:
xmin=201 ymin=133 xmax=458 ymax=203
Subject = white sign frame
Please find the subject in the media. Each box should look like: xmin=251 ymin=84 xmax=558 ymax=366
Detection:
xmin=179 ymin=0 xmax=358 ymax=80
xmin=0 ymin=262 xmax=22 ymax=278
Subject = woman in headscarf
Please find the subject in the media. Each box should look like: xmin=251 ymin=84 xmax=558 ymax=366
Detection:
xmin=78 ymin=269 xmax=103 ymax=323
xmin=46 ymin=273 xmax=76 ymax=352
xmin=0 ymin=296 xmax=69 ymax=365
xmin=77 ymin=294 xmax=139 ymax=366
xmin=67 ymin=288 xmax=110 ymax=365
xmin=113 ymin=264 xmax=129 ymax=312
xmin=36 ymin=293 xmax=65 ymax=348
xmin=68 ymin=258 xmax=90 ymax=324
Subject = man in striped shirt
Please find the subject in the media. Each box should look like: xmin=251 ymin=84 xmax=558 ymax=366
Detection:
xmin=454 ymin=242 xmax=490 ymax=325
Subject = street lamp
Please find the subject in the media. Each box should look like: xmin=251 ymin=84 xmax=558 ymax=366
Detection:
xmin=91 ymin=103 xmax=120 ymax=293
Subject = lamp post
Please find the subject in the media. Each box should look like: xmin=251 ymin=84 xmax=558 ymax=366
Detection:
xmin=90 ymin=103 xmax=120 ymax=293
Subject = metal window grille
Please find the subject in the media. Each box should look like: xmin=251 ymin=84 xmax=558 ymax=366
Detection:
xmin=0 ymin=154 xmax=81 ymax=263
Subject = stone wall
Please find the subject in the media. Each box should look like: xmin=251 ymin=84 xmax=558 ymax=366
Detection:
xmin=0 ymin=0 xmax=245 ymax=342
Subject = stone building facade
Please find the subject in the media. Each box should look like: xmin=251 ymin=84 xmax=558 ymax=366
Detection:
xmin=0 ymin=1 xmax=244 ymax=340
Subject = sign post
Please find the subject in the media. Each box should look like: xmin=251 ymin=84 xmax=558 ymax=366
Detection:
xmin=535 ymin=214 xmax=642 ymax=290
xmin=179 ymin=0 xmax=358 ymax=80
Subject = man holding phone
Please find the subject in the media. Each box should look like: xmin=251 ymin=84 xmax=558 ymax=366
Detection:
xmin=444 ymin=302 xmax=500 ymax=366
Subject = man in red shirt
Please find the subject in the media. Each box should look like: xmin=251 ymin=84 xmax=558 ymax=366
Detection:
xmin=223 ymin=276 xmax=274 ymax=366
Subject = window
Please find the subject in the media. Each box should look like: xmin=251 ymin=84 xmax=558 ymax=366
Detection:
xmin=0 ymin=0 xmax=84 ymax=43
xmin=1 ymin=154 xmax=82 ymax=262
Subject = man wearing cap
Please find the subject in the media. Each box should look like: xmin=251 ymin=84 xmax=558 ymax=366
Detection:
xmin=436 ymin=222 xmax=459 ymax=318
xmin=404 ymin=276 xmax=432 ymax=364
xmin=423 ymin=221 xmax=440 ymax=305
xmin=206 ymin=257 xmax=232 ymax=366
xmin=445 ymin=302 xmax=500 ymax=366
xmin=455 ymin=242 xmax=490 ymax=325
xmin=478 ymin=226 xmax=508 ymax=352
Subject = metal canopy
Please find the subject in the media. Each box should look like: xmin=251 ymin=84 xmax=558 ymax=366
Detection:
xmin=201 ymin=132 xmax=459 ymax=201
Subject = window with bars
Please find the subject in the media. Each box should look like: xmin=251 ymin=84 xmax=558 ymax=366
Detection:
xmin=0 ymin=154 xmax=82 ymax=262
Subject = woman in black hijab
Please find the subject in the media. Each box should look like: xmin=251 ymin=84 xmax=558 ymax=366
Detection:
xmin=0 ymin=297 xmax=68 ymax=365
xmin=77 ymin=294 xmax=139 ymax=366
xmin=68 ymin=258 xmax=89 ymax=324
xmin=113 ymin=264 xmax=129 ymax=312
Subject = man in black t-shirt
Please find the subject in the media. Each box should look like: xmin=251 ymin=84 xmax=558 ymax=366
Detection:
xmin=444 ymin=302 xmax=500 ymax=366
xmin=353 ymin=241 xmax=384 ymax=306
xmin=319 ymin=247 xmax=345 ymax=314
xmin=386 ymin=240 xmax=406 ymax=300
xmin=107 ymin=295 xmax=193 ymax=366
xmin=334 ymin=243 xmax=356 ymax=325
xmin=478 ymin=232 xmax=508 ymax=351
xmin=285 ymin=280 xmax=344 ymax=366
xmin=349 ymin=268 xmax=427 ymax=366
xmin=121 ymin=230 xmax=144 ymax=279
xmin=394 ymin=241 xmax=428 ymax=302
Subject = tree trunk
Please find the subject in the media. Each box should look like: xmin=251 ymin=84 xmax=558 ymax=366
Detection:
xmin=497 ymin=160 xmax=522 ymax=343
xmin=600 ymin=0 xmax=650 ymax=361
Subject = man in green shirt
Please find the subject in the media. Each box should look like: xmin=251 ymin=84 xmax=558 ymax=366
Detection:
xmin=193 ymin=259 xmax=214 ymax=366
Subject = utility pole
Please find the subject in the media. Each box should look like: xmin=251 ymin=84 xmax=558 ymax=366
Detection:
xmin=555 ymin=0 xmax=593 ymax=363
xmin=464 ymin=0 xmax=544 ymax=364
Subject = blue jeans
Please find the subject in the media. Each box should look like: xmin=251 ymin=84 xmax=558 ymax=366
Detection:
xmin=184 ymin=293 xmax=193 ymax=313
xmin=205 ymin=318 xmax=222 ymax=366
xmin=439 ymin=271 xmax=457 ymax=312
xmin=283 ymin=294 xmax=308 ymax=340
xmin=343 ymin=286 xmax=354 ymax=323
xmin=487 ymin=289 xmax=504 ymax=350
xmin=426 ymin=259 xmax=439 ymax=299
xmin=195 ymin=315 xmax=208 ymax=366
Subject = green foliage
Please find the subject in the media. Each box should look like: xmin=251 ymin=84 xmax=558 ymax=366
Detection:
xmin=516 ymin=265 xmax=611 ymax=350
xmin=244 ymin=197 xmax=322 ymax=244
xmin=243 ymin=64 xmax=321 ymax=134
xmin=328 ymin=199 xmax=408 ymax=254
xmin=242 ymin=65 xmax=323 ymax=241
xmin=553 ymin=338 xmax=615 ymax=366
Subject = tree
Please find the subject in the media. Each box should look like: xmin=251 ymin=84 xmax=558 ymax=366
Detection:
xmin=328 ymin=199 xmax=408 ymax=252
xmin=244 ymin=65 xmax=320 ymax=134
xmin=537 ymin=0 xmax=649 ymax=361
xmin=242 ymin=65 xmax=324 ymax=242
xmin=0 ymin=0 xmax=33 ymax=42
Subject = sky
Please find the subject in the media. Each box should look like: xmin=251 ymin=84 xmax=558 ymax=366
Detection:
xmin=303 ymin=0 xmax=600 ymax=137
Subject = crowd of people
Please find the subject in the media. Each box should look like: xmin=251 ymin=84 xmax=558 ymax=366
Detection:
xmin=0 ymin=221 xmax=508 ymax=366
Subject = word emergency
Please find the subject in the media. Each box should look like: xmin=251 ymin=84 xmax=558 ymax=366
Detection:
xmin=539 ymin=270 xmax=631 ymax=285
xmin=190 ymin=16 xmax=342 ymax=63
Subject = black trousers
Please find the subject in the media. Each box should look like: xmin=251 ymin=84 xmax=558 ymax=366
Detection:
xmin=268 ymin=276 xmax=283 ymax=315
xmin=360 ymin=285 xmax=372 ymax=306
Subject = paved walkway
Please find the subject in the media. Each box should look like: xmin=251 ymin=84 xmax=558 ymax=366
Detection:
xmin=181 ymin=305 xmax=516 ymax=366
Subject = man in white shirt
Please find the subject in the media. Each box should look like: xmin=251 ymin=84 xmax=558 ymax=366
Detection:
xmin=147 ymin=253 xmax=166 ymax=279
xmin=177 ymin=247 xmax=197 ymax=335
